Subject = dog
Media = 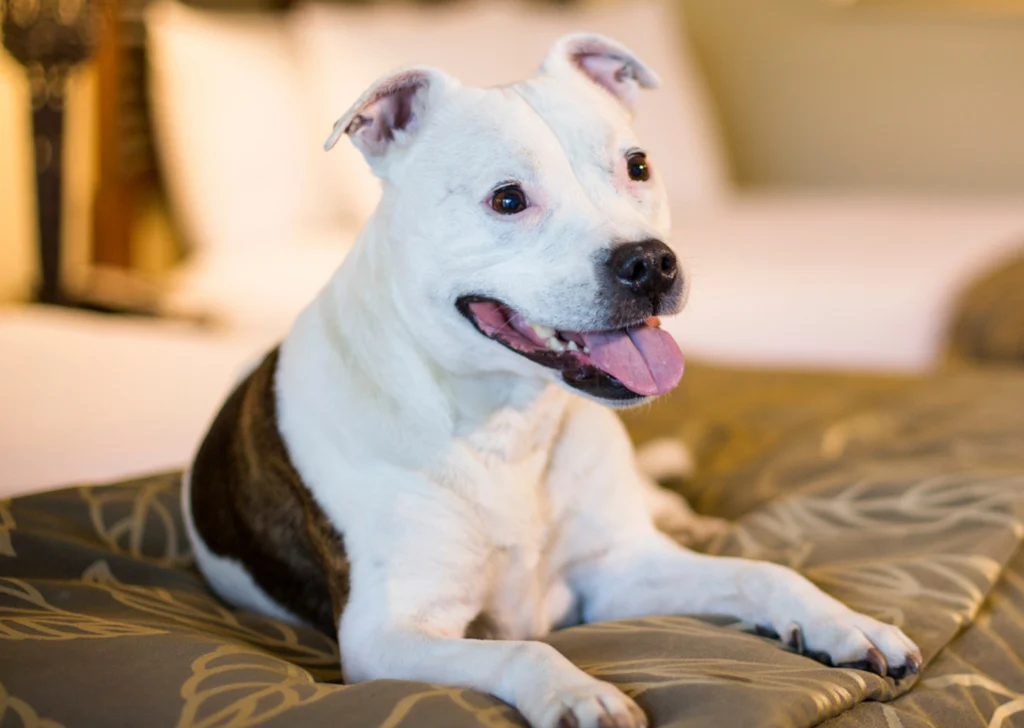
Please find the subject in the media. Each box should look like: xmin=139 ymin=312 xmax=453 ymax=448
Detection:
xmin=183 ymin=34 xmax=921 ymax=728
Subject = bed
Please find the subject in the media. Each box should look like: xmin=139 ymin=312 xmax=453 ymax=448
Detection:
xmin=3 ymin=1 xmax=1024 ymax=725
xmin=2 ymin=357 xmax=1024 ymax=727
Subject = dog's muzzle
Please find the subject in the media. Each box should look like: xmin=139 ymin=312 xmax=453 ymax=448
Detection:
xmin=455 ymin=240 xmax=688 ymax=403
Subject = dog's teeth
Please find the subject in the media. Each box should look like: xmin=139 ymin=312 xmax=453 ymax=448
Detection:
xmin=546 ymin=337 xmax=566 ymax=352
xmin=530 ymin=323 xmax=556 ymax=340
xmin=583 ymin=346 xmax=590 ymax=354
xmin=566 ymin=341 xmax=579 ymax=352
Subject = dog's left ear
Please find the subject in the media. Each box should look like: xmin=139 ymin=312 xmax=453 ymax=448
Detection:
xmin=541 ymin=33 xmax=660 ymax=114
xmin=324 ymin=66 xmax=456 ymax=169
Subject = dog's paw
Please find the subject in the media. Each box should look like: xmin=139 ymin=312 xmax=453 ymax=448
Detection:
xmin=529 ymin=679 xmax=647 ymax=728
xmin=642 ymin=477 xmax=731 ymax=550
xmin=763 ymin=610 xmax=923 ymax=680
xmin=661 ymin=514 xmax=732 ymax=550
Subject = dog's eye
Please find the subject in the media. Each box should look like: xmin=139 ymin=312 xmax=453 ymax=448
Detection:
xmin=491 ymin=185 xmax=528 ymax=215
xmin=626 ymin=152 xmax=650 ymax=182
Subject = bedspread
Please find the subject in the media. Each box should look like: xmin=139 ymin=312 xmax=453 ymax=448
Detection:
xmin=2 ymin=364 xmax=1023 ymax=727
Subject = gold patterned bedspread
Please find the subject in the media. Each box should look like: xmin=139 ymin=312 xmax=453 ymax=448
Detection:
xmin=2 ymin=364 xmax=1024 ymax=728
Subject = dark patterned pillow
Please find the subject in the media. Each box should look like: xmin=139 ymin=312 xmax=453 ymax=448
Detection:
xmin=946 ymin=251 xmax=1024 ymax=367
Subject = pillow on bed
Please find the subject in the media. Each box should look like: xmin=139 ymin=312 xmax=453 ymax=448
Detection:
xmin=289 ymin=0 xmax=729 ymax=218
xmin=163 ymin=242 xmax=350 ymax=336
xmin=146 ymin=0 xmax=365 ymax=257
xmin=146 ymin=0 xmax=366 ymax=332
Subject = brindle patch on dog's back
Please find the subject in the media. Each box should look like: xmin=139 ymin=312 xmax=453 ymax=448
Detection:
xmin=189 ymin=348 xmax=349 ymax=634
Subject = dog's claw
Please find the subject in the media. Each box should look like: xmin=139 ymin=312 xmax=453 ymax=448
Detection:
xmin=907 ymin=652 xmax=923 ymax=674
xmin=839 ymin=647 xmax=888 ymax=677
xmin=887 ymin=651 xmax=924 ymax=681
xmin=785 ymin=624 xmax=805 ymax=654
xmin=839 ymin=647 xmax=927 ymax=681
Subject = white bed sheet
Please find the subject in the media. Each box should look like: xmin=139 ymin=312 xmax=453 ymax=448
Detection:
xmin=0 ymin=306 xmax=272 ymax=498
xmin=664 ymin=195 xmax=1024 ymax=372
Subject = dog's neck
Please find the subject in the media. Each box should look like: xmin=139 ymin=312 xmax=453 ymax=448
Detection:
xmin=278 ymin=216 xmax=566 ymax=470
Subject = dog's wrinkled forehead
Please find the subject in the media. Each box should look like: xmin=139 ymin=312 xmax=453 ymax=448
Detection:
xmin=514 ymin=73 xmax=640 ymax=182
xmin=406 ymin=78 xmax=633 ymax=192
xmin=412 ymin=87 xmax=569 ymax=185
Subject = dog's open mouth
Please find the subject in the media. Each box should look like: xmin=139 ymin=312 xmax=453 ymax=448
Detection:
xmin=457 ymin=296 xmax=685 ymax=401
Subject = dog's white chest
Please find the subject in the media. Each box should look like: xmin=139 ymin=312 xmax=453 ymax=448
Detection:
xmin=469 ymin=460 xmax=577 ymax=640
xmin=449 ymin=390 xmax=577 ymax=639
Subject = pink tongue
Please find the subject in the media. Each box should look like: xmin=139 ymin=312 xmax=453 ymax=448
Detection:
xmin=581 ymin=325 xmax=685 ymax=396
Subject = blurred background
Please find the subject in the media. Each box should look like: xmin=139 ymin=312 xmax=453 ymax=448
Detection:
xmin=1 ymin=0 xmax=1022 ymax=495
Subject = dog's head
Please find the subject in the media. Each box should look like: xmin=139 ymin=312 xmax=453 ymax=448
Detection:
xmin=326 ymin=34 xmax=685 ymax=407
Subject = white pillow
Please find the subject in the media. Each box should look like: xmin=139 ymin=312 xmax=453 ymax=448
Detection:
xmin=163 ymin=238 xmax=350 ymax=337
xmin=290 ymin=0 xmax=729 ymax=216
xmin=664 ymin=195 xmax=1024 ymax=373
xmin=146 ymin=1 xmax=360 ymax=257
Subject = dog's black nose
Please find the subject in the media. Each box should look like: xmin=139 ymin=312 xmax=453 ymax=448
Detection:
xmin=609 ymin=240 xmax=678 ymax=299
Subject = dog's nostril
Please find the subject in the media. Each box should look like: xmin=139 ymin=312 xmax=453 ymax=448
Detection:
xmin=660 ymin=254 xmax=676 ymax=275
xmin=626 ymin=259 xmax=649 ymax=283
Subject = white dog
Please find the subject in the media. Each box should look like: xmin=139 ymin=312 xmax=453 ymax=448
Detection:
xmin=184 ymin=34 xmax=921 ymax=728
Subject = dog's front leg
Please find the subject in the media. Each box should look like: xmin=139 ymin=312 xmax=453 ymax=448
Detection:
xmin=336 ymin=489 xmax=647 ymax=728
xmin=568 ymin=531 xmax=922 ymax=679
xmin=551 ymin=400 xmax=921 ymax=679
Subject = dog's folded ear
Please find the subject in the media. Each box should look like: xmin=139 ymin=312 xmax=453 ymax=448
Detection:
xmin=324 ymin=67 xmax=456 ymax=167
xmin=542 ymin=33 xmax=660 ymax=113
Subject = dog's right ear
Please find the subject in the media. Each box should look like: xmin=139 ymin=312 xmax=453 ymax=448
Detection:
xmin=324 ymin=67 xmax=455 ymax=169
xmin=542 ymin=34 xmax=660 ymax=115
